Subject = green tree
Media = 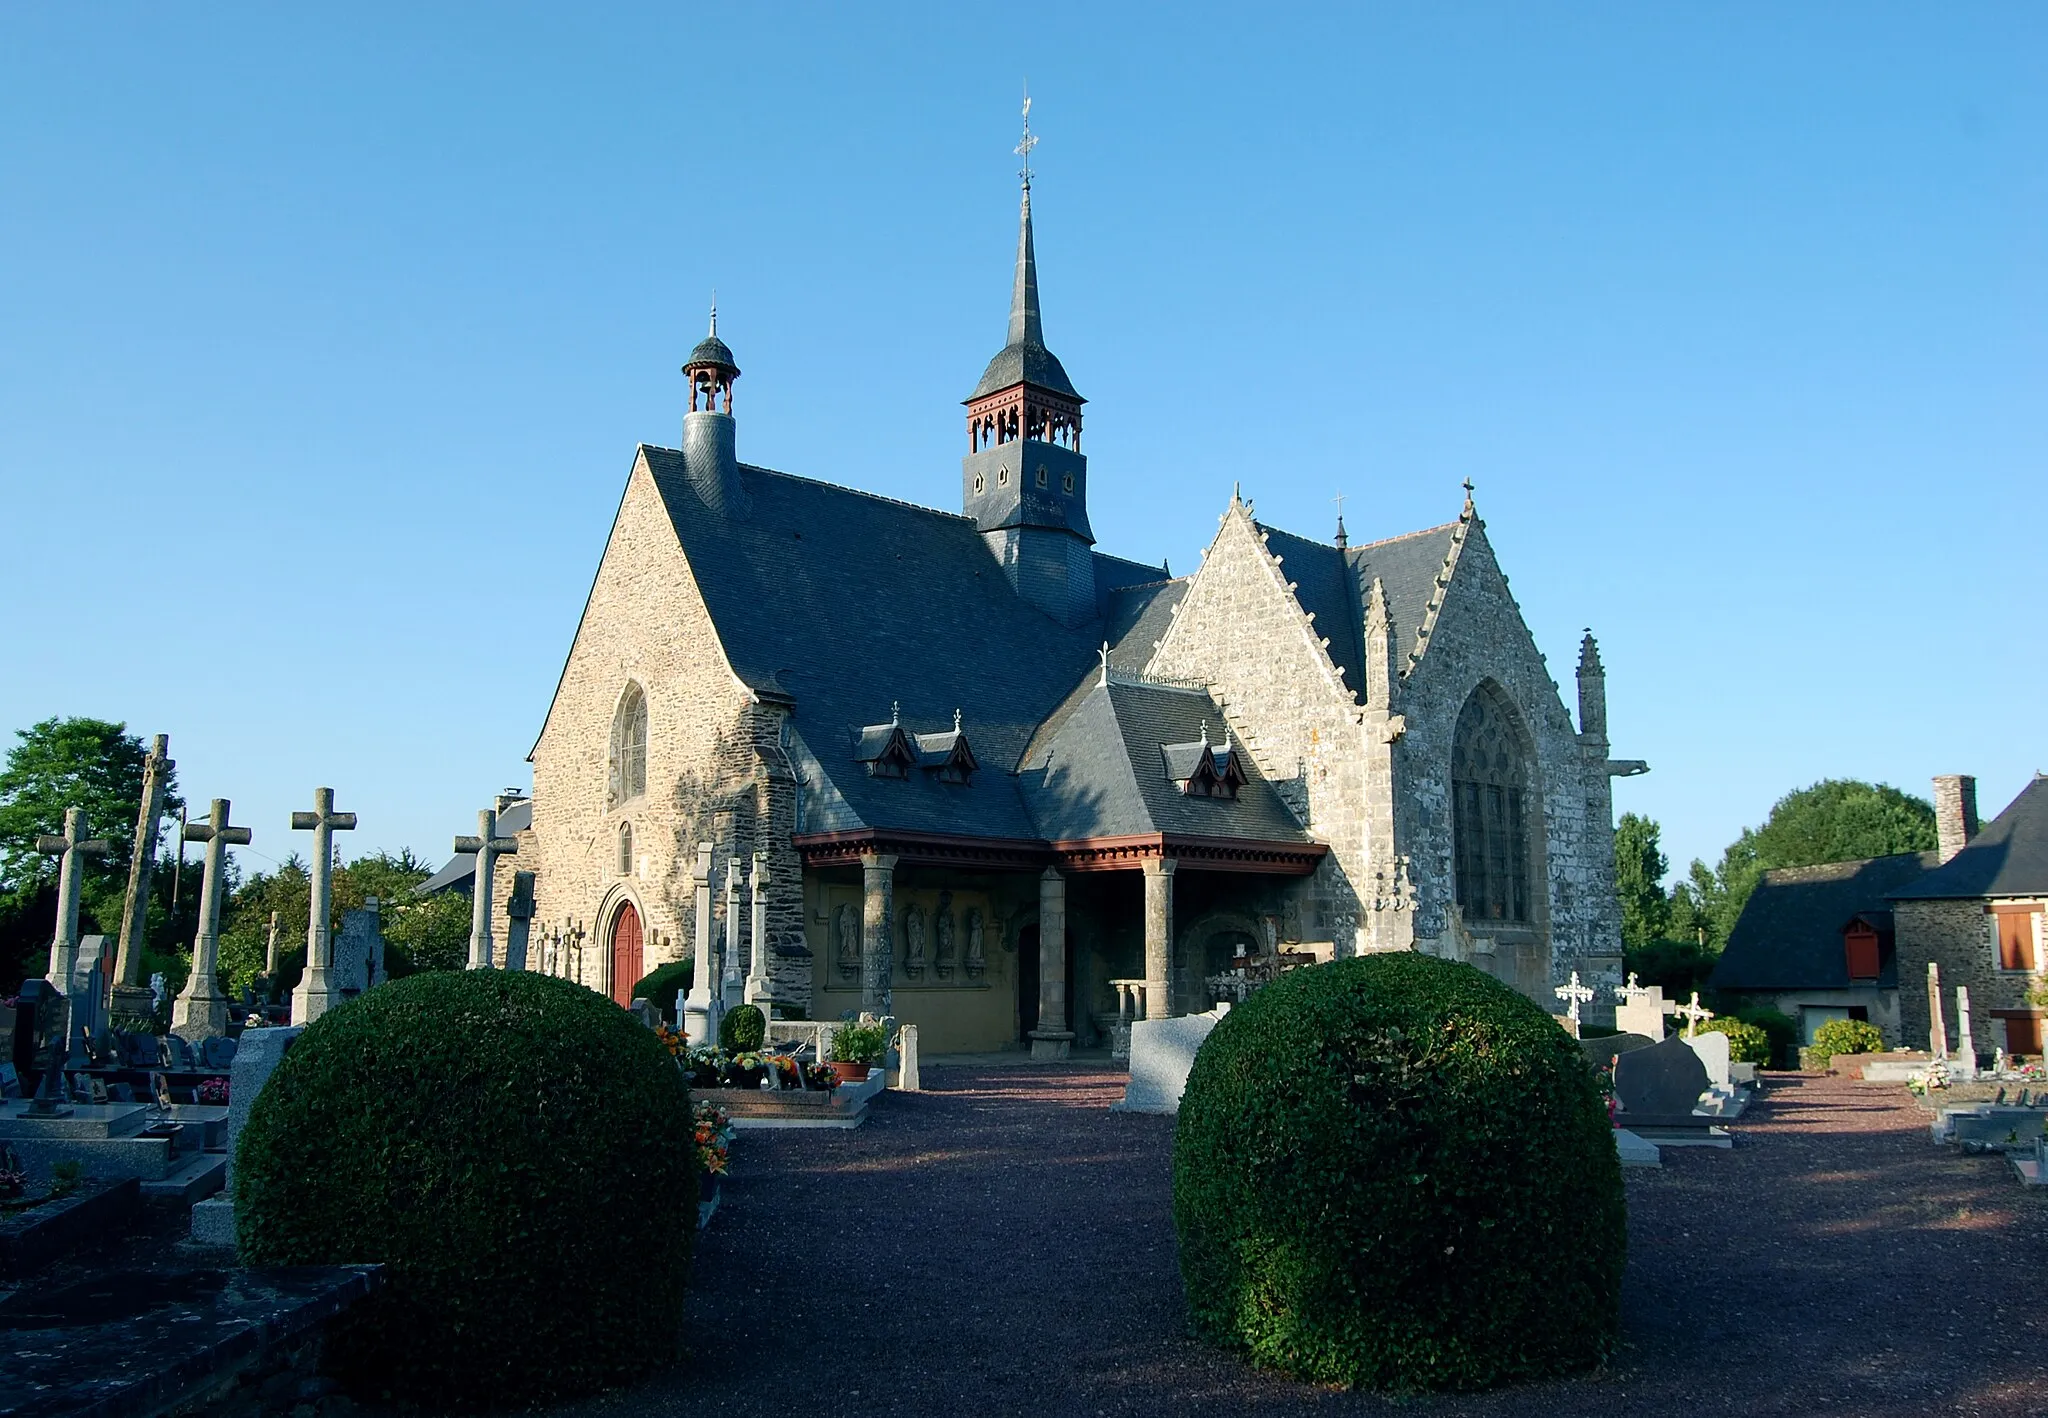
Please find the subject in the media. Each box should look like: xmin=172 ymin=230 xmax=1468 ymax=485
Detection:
xmin=1613 ymin=812 xmax=1671 ymax=950
xmin=0 ymin=717 xmax=182 ymax=990
xmin=218 ymin=848 xmax=470 ymax=999
xmin=1687 ymin=780 xmax=1935 ymax=946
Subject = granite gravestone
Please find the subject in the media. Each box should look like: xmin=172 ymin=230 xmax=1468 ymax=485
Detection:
xmin=65 ymin=936 xmax=109 ymax=1068
xmin=331 ymin=900 xmax=386 ymax=1000
xmin=1113 ymin=1006 xmax=1228 ymax=1115
xmin=1614 ymin=1034 xmax=1712 ymax=1121
xmin=1683 ymin=1028 xmax=1732 ymax=1089
xmin=188 ymin=1025 xmax=304 ymax=1248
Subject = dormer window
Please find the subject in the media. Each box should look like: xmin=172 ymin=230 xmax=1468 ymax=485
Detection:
xmin=1844 ymin=923 xmax=1880 ymax=981
xmin=853 ymin=708 xmax=918 ymax=780
xmin=915 ymin=711 xmax=978 ymax=786
xmin=1162 ymin=727 xmax=1247 ymax=800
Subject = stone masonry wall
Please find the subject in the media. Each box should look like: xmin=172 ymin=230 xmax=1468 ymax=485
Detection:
xmin=1394 ymin=516 xmax=1622 ymax=1001
xmin=1146 ymin=501 xmax=1372 ymax=955
xmin=531 ymin=451 xmax=784 ymax=1003
xmin=1895 ymin=898 xmax=2045 ymax=1056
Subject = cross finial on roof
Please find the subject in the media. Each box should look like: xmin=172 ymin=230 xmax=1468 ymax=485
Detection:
xmin=891 ymin=700 xmax=900 ymax=726
xmin=954 ymin=707 xmax=963 ymax=733
xmin=1333 ymin=490 xmax=1348 ymax=548
xmin=1016 ymin=84 xmax=1037 ymax=191
xmin=1097 ymin=641 xmax=1109 ymax=687
xmin=1461 ymin=477 xmax=1475 ymax=515
xmin=708 ymin=295 xmax=717 ymax=337
xmin=1199 ymin=721 xmax=1208 ymax=747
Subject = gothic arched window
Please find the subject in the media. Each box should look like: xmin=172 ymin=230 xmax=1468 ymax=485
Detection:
xmin=609 ymin=683 xmax=648 ymax=806
xmin=1451 ymin=684 xmax=1532 ymax=924
xmin=617 ymin=820 xmax=634 ymax=877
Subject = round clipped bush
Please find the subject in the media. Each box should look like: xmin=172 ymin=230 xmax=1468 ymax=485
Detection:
xmin=1811 ymin=1017 xmax=1885 ymax=1059
xmin=237 ymin=970 xmax=697 ymax=1406
xmin=720 ymin=1002 xmax=766 ymax=1051
xmin=1696 ymin=1018 xmax=1772 ymax=1065
xmin=1174 ymin=954 xmax=1625 ymax=1391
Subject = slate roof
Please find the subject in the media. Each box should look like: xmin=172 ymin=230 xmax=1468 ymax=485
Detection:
xmin=686 ymin=332 xmax=737 ymax=373
xmin=644 ymin=450 xmax=1150 ymax=842
xmin=1019 ymin=679 xmax=1311 ymax=844
xmin=1708 ymin=850 xmax=1937 ymax=992
xmin=420 ymin=798 xmax=533 ymax=896
xmin=1346 ymin=523 xmax=1460 ymax=669
xmin=1257 ymin=524 xmax=1367 ymax=698
xmin=1889 ymin=775 xmax=2048 ymax=900
xmin=968 ymin=188 xmax=1082 ymax=402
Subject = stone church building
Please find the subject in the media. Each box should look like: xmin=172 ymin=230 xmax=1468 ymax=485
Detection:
xmin=519 ymin=175 xmax=1640 ymax=1052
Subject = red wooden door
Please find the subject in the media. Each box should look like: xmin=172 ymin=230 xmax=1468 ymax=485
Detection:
xmin=611 ymin=903 xmax=643 ymax=1006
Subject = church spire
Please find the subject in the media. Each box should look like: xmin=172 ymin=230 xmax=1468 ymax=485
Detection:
xmin=1009 ymin=186 xmax=1045 ymax=350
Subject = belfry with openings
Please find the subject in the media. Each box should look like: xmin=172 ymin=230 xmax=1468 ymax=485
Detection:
xmin=515 ymin=135 xmax=1643 ymax=1049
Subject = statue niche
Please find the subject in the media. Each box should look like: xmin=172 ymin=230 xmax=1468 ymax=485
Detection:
xmin=934 ymin=891 xmax=957 ymax=981
xmin=965 ymin=907 xmax=985 ymax=979
xmin=834 ymin=903 xmax=859 ymax=983
xmin=903 ymin=903 xmax=928 ymax=980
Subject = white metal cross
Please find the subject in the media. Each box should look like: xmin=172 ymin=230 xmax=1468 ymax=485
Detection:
xmin=1678 ymin=991 xmax=1716 ymax=1037
xmin=1554 ymin=970 xmax=1595 ymax=1026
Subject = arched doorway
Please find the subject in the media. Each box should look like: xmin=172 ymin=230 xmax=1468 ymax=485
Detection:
xmin=610 ymin=902 xmax=643 ymax=1007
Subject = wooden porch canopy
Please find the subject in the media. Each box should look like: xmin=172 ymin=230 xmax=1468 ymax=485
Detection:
xmin=791 ymin=827 xmax=1327 ymax=876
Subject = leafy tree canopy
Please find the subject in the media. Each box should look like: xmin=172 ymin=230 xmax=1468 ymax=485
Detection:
xmin=1614 ymin=812 xmax=1670 ymax=951
xmin=0 ymin=718 xmax=182 ymax=909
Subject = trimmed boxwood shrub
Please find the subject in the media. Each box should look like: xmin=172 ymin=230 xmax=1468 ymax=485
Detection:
xmin=1810 ymin=1017 xmax=1885 ymax=1060
xmin=1694 ymin=1018 xmax=1772 ymax=1066
xmin=236 ymin=970 xmax=697 ymax=1406
xmin=1730 ymin=1007 xmax=1799 ymax=1069
xmin=720 ymin=1003 xmax=766 ymax=1051
xmin=1174 ymin=954 xmax=1625 ymax=1392
xmin=632 ymin=958 xmax=696 ymax=1023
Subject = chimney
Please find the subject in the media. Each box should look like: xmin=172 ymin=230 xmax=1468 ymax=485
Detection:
xmin=1932 ymin=775 xmax=1978 ymax=863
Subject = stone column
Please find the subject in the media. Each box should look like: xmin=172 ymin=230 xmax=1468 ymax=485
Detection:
xmin=1928 ymin=961 xmax=1949 ymax=1058
xmin=1031 ymin=867 xmax=1074 ymax=1060
xmin=860 ymin=852 xmax=896 ymax=1015
xmin=722 ymin=857 xmax=745 ymax=1011
xmin=1142 ymin=858 xmax=1176 ymax=1020
xmin=745 ymin=853 xmax=774 ymax=1009
xmin=684 ymin=844 xmax=717 ymax=1045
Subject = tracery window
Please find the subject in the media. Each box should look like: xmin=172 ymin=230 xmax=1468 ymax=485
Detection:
xmin=1451 ymin=685 xmax=1531 ymax=924
xmin=609 ymin=683 xmax=648 ymax=806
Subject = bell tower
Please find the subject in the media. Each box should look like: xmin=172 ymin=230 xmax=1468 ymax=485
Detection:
xmin=963 ymin=97 xmax=1095 ymax=626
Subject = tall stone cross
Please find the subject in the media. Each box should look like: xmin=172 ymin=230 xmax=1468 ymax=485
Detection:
xmin=744 ymin=853 xmax=774 ymax=1008
xmin=1553 ymin=970 xmax=1595 ymax=1027
xmin=1927 ymin=961 xmax=1949 ymax=1058
xmin=37 ymin=808 xmax=112 ymax=994
xmin=290 ymin=787 xmax=358 ymax=1024
xmin=171 ymin=799 xmax=251 ymax=1041
xmin=1678 ymin=991 xmax=1715 ymax=1038
xmin=722 ymin=856 xmax=745 ymax=1010
xmin=112 ymin=734 xmax=172 ymax=1008
xmin=454 ymin=808 xmax=519 ymax=969
xmin=684 ymin=844 xmax=718 ymax=1044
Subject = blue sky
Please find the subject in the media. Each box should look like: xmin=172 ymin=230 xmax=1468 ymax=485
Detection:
xmin=2 ymin=5 xmax=2042 ymax=884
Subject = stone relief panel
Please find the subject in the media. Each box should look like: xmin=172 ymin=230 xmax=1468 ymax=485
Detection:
xmin=965 ymin=908 xmax=986 ymax=979
xmin=903 ymin=903 xmax=928 ymax=980
xmin=934 ymin=892 xmax=957 ymax=981
xmin=833 ymin=902 xmax=859 ymax=983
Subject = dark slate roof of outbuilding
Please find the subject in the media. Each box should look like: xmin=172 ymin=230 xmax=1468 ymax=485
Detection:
xmin=643 ymin=448 xmax=1160 ymax=841
xmin=420 ymin=798 xmax=534 ymax=895
xmin=1708 ymin=850 xmax=1937 ymax=992
xmin=1889 ymin=775 xmax=2048 ymax=900
xmin=1018 ymin=679 xmax=1311 ymax=844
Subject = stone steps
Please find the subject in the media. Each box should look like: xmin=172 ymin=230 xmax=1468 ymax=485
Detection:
xmin=142 ymin=1152 xmax=227 ymax=1205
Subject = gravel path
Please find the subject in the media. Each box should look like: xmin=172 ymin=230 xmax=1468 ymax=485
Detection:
xmin=555 ymin=1068 xmax=2048 ymax=1418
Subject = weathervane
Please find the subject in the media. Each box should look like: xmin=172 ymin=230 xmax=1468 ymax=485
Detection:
xmin=1015 ymin=85 xmax=1038 ymax=190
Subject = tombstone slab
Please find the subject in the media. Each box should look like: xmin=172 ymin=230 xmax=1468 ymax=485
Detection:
xmin=1683 ymin=1029 xmax=1733 ymax=1090
xmin=1112 ymin=1006 xmax=1227 ymax=1115
xmin=1613 ymin=1034 xmax=1713 ymax=1121
xmin=330 ymin=903 xmax=386 ymax=1001
xmin=188 ymin=1025 xmax=304 ymax=1249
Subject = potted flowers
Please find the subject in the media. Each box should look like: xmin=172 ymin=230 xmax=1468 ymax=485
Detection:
xmin=827 ymin=1020 xmax=889 ymax=1087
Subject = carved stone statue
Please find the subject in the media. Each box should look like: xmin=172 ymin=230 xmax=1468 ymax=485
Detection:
xmin=965 ymin=907 xmax=985 ymax=979
xmin=934 ymin=891 xmax=956 ymax=981
xmin=902 ymin=904 xmax=927 ymax=980
xmin=834 ymin=903 xmax=859 ymax=983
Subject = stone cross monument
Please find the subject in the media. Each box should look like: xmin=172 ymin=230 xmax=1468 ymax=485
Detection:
xmin=1927 ymin=961 xmax=1949 ymax=1058
xmin=684 ymin=844 xmax=718 ymax=1044
xmin=290 ymin=787 xmax=358 ymax=1025
xmin=112 ymin=734 xmax=172 ymax=1019
xmin=454 ymin=808 xmax=519 ymax=969
xmin=1678 ymin=991 xmax=1715 ymax=1038
xmin=504 ymin=871 xmax=536 ymax=971
xmin=1955 ymin=985 xmax=1977 ymax=1079
xmin=744 ymin=853 xmax=773 ymax=1009
xmin=172 ymin=799 xmax=251 ymax=1041
xmin=37 ymin=808 xmax=112 ymax=994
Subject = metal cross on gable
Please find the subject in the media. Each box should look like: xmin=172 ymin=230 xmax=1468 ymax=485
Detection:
xmin=455 ymin=808 xmax=520 ymax=970
xmin=1678 ymin=991 xmax=1715 ymax=1037
xmin=37 ymin=807 xmax=112 ymax=992
xmin=1553 ymin=970 xmax=1596 ymax=1026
